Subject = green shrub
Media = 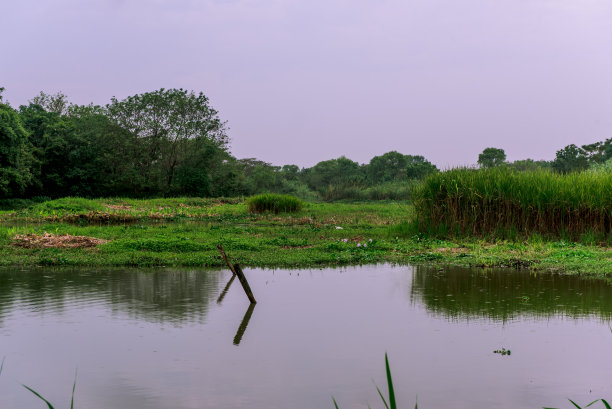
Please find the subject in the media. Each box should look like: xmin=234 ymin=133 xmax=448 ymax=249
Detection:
xmin=247 ymin=193 xmax=303 ymax=214
xmin=25 ymin=197 xmax=103 ymax=216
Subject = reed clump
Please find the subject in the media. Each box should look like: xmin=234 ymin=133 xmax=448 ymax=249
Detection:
xmin=412 ymin=168 xmax=612 ymax=240
xmin=247 ymin=193 xmax=304 ymax=214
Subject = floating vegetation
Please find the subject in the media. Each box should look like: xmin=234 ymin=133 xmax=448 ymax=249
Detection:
xmin=493 ymin=348 xmax=511 ymax=356
xmin=12 ymin=233 xmax=108 ymax=249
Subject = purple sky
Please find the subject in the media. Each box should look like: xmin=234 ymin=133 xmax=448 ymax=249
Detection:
xmin=2 ymin=0 xmax=612 ymax=168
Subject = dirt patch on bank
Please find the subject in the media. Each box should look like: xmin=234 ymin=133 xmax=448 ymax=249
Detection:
xmin=12 ymin=233 xmax=109 ymax=249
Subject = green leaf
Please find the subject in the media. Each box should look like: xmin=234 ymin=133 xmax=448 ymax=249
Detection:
xmin=585 ymin=399 xmax=601 ymax=408
xmin=601 ymin=399 xmax=611 ymax=409
xmin=70 ymin=369 xmax=77 ymax=409
xmin=0 ymin=356 xmax=5 ymax=376
xmin=375 ymin=384 xmax=390 ymax=409
xmin=22 ymin=384 xmax=55 ymax=409
xmin=385 ymin=353 xmax=397 ymax=409
xmin=568 ymin=399 xmax=583 ymax=409
xmin=332 ymin=396 xmax=340 ymax=409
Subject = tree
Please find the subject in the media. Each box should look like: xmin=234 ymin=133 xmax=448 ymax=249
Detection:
xmin=238 ymin=158 xmax=282 ymax=194
xmin=507 ymin=159 xmax=552 ymax=172
xmin=552 ymin=144 xmax=589 ymax=173
xmin=366 ymin=151 xmax=407 ymax=183
xmin=107 ymin=88 xmax=228 ymax=194
xmin=582 ymin=138 xmax=612 ymax=165
xmin=366 ymin=151 xmax=438 ymax=183
xmin=30 ymin=91 xmax=70 ymax=115
xmin=305 ymin=156 xmax=363 ymax=191
xmin=0 ymin=102 xmax=33 ymax=197
xmin=478 ymin=147 xmax=506 ymax=168
xmin=405 ymin=155 xmax=438 ymax=179
xmin=19 ymin=103 xmax=75 ymax=197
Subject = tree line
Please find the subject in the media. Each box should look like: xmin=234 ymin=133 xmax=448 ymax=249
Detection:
xmin=1 ymin=87 xmax=610 ymax=200
xmin=477 ymin=142 xmax=612 ymax=173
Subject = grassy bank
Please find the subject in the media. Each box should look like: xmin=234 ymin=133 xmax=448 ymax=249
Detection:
xmin=413 ymin=168 xmax=611 ymax=241
xmin=0 ymin=197 xmax=610 ymax=275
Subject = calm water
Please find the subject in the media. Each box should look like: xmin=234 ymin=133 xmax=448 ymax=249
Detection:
xmin=1 ymin=265 xmax=612 ymax=409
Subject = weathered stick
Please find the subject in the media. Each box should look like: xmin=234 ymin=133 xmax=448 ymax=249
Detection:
xmin=234 ymin=263 xmax=257 ymax=304
xmin=217 ymin=244 xmax=237 ymax=276
xmin=216 ymin=274 xmax=236 ymax=305
xmin=217 ymin=245 xmax=257 ymax=304
xmin=233 ymin=303 xmax=256 ymax=345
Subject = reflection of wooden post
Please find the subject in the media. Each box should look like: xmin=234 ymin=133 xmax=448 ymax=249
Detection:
xmin=233 ymin=303 xmax=256 ymax=345
xmin=234 ymin=264 xmax=257 ymax=304
xmin=217 ymin=245 xmax=256 ymax=304
xmin=216 ymin=274 xmax=236 ymax=304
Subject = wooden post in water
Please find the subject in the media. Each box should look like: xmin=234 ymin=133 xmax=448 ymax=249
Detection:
xmin=217 ymin=245 xmax=257 ymax=304
xmin=217 ymin=245 xmax=237 ymax=276
xmin=233 ymin=263 xmax=257 ymax=304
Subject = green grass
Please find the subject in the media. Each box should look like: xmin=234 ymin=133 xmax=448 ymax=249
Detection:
xmin=0 ymin=197 xmax=609 ymax=275
xmin=412 ymin=168 xmax=612 ymax=241
xmin=247 ymin=193 xmax=303 ymax=214
xmin=333 ymin=353 xmax=412 ymax=409
xmin=544 ymin=398 xmax=611 ymax=409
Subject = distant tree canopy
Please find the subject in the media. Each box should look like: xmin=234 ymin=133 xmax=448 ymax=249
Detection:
xmin=552 ymin=138 xmax=612 ymax=173
xmin=366 ymin=151 xmax=438 ymax=183
xmin=1 ymin=87 xmax=609 ymax=200
xmin=506 ymin=159 xmax=551 ymax=172
xmin=478 ymin=147 xmax=506 ymax=168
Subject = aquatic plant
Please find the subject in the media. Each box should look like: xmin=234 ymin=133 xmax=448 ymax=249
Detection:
xmin=332 ymin=353 xmax=417 ymax=409
xmin=412 ymin=167 xmax=612 ymax=240
xmin=544 ymin=398 xmax=611 ymax=409
xmin=247 ymin=193 xmax=303 ymax=214
xmin=23 ymin=371 xmax=77 ymax=409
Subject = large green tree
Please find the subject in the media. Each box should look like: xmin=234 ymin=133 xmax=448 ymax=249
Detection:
xmin=0 ymin=102 xmax=33 ymax=197
xmin=366 ymin=151 xmax=437 ymax=183
xmin=478 ymin=147 xmax=506 ymax=168
xmin=552 ymin=144 xmax=589 ymax=173
xmin=106 ymin=88 xmax=228 ymax=194
xmin=304 ymin=156 xmax=364 ymax=192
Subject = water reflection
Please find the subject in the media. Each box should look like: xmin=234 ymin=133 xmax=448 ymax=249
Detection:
xmin=217 ymin=274 xmax=236 ymax=305
xmin=233 ymin=303 xmax=256 ymax=345
xmin=411 ymin=266 xmax=612 ymax=321
xmin=0 ymin=268 xmax=226 ymax=326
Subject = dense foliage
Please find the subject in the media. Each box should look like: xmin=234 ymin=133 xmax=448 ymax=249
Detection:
xmin=1 ymin=87 xmax=610 ymax=202
xmin=0 ymin=89 xmax=441 ymax=201
xmin=413 ymin=167 xmax=612 ymax=240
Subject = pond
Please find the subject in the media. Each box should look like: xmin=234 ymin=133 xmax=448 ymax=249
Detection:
xmin=1 ymin=265 xmax=611 ymax=409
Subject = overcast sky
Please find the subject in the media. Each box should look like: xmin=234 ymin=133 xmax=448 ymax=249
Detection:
xmin=2 ymin=0 xmax=611 ymax=168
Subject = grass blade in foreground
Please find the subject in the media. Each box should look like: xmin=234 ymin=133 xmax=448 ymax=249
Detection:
xmin=385 ymin=353 xmax=397 ymax=409
xmin=332 ymin=354 xmax=418 ymax=408
xmin=22 ymin=384 xmax=56 ymax=409
xmin=70 ymin=370 xmax=77 ymax=409
xmin=544 ymin=398 xmax=611 ymax=409
xmin=22 ymin=370 xmax=77 ymax=409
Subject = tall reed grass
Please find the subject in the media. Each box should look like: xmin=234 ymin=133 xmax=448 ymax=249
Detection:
xmin=412 ymin=168 xmax=611 ymax=240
